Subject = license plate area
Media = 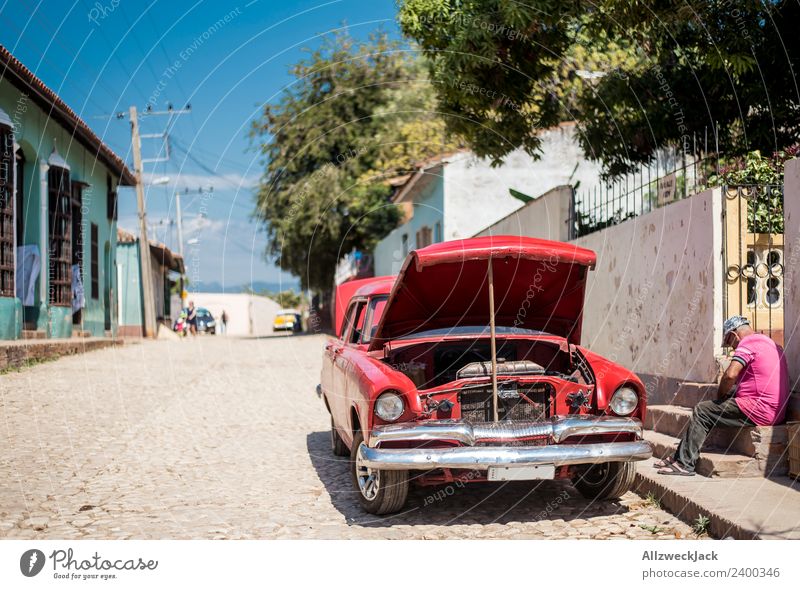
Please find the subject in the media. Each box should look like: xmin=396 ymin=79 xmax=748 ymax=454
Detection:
xmin=487 ymin=464 xmax=555 ymax=481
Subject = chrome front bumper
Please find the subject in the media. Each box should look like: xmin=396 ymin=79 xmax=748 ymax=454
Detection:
xmin=359 ymin=416 xmax=652 ymax=472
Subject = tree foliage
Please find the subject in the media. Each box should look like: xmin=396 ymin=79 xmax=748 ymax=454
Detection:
xmin=252 ymin=31 xmax=460 ymax=292
xmin=399 ymin=0 xmax=800 ymax=177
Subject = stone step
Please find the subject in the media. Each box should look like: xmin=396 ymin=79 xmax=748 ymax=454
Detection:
xmin=669 ymin=382 xmax=718 ymax=408
xmin=645 ymin=430 xmax=763 ymax=478
xmin=646 ymin=405 xmax=788 ymax=454
xmin=21 ymin=329 xmax=46 ymax=340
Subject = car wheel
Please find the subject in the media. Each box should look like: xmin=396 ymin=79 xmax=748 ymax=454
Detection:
xmin=572 ymin=461 xmax=636 ymax=500
xmin=331 ymin=417 xmax=349 ymax=457
xmin=350 ymin=431 xmax=408 ymax=515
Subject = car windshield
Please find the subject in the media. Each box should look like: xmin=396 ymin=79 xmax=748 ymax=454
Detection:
xmin=362 ymin=296 xmax=388 ymax=344
xmin=396 ymin=325 xmax=551 ymax=339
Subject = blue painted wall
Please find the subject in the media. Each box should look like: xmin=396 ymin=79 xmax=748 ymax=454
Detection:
xmin=374 ymin=175 xmax=445 ymax=276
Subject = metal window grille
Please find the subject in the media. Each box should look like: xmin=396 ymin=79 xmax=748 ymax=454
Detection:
xmin=0 ymin=125 xmax=15 ymax=297
xmin=48 ymin=166 xmax=72 ymax=306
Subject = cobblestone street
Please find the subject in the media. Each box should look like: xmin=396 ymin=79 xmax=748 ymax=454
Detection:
xmin=0 ymin=335 xmax=700 ymax=540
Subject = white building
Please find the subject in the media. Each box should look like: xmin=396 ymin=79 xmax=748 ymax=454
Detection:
xmin=373 ymin=123 xmax=602 ymax=275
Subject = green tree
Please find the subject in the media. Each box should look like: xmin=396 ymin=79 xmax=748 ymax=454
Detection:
xmin=398 ymin=0 xmax=800 ymax=177
xmin=264 ymin=289 xmax=306 ymax=310
xmin=252 ymin=30 xmax=460 ymax=293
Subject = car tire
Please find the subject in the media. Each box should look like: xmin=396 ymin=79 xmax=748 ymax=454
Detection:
xmin=350 ymin=431 xmax=409 ymax=515
xmin=331 ymin=417 xmax=349 ymax=457
xmin=572 ymin=461 xmax=636 ymax=501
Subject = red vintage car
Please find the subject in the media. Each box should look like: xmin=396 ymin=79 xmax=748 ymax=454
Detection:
xmin=318 ymin=236 xmax=652 ymax=515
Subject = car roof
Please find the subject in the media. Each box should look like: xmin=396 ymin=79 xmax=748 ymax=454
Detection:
xmin=353 ymin=276 xmax=395 ymax=298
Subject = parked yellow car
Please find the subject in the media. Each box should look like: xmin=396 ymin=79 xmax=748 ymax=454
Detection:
xmin=273 ymin=310 xmax=302 ymax=333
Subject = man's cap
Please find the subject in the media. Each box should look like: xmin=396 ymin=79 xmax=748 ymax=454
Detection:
xmin=723 ymin=315 xmax=750 ymax=338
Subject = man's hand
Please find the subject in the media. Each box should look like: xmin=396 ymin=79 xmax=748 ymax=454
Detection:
xmin=717 ymin=359 xmax=744 ymax=400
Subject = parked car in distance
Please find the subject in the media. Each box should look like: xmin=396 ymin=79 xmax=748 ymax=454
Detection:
xmin=318 ymin=236 xmax=652 ymax=515
xmin=273 ymin=310 xmax=302 ymax=333
xmin=172 ymin=307 xmax=215 ymax=334
xmin=195 ymin=307 xmax=216 ymax=334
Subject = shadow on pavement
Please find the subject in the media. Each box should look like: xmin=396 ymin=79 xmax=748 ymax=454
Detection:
xmin=306 ymin=431 xmax=631 ymax=528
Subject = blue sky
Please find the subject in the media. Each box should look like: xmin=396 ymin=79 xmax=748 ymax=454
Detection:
xmin=0 ymin=0 xmax=401 ymax=291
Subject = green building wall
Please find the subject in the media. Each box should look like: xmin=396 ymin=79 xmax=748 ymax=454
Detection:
xmin=0 ymin=79 xmax=121 ymax=339
xmin=117 ymin=241 xmax=144 ymax=332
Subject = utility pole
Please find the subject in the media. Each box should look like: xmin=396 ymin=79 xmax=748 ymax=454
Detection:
xmin=130 ymin=105 xmax=158 ymax=338
xmin=175 ymin=190 xmax=186 ymax=307
xmin=123 ymin=103 xmax=191 ymax=337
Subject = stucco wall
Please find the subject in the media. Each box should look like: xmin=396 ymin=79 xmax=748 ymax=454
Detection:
xmin=475 ymin=185 xmax=573 ymax=240
xmin=572 ymin=188 xmax=723 ymax=394
xmin=445 ymin=125 xmax=602 ymax=241
xmin=783 ymin=158 xmax=800 ymax=388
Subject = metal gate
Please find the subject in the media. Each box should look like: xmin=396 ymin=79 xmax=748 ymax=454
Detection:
xmin=722 ymin=185 xmax=785 ymax=345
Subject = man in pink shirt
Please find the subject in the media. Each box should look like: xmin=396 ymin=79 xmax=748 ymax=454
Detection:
xmin=658 ymin=316 xmax=790 ymax=475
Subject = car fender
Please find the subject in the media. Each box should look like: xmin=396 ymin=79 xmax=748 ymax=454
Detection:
xmin=347 ymin=352 xmax=423 ymax=442
xmin=575 ymin=346 xmax=647 ymax=420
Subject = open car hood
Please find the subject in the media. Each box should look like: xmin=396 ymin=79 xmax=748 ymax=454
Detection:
xmin=368 ymin=236 xmax=596 ymax=351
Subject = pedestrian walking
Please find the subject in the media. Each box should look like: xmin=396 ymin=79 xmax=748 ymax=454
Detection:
xmin=221 ymin=309 xmax=229 ymax=335
xmin=186 ymin=301 xmax=198 ymax=336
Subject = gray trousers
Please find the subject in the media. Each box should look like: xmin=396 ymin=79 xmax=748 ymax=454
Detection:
xmin=674 ymin=397 xmax=754 ymax=471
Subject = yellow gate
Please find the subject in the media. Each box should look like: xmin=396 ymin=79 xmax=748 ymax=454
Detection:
xmin=723 ymin=185 xmax=784 ymax=346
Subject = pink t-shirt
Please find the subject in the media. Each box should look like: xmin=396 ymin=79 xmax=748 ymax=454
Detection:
xmin=732 ymin=333 xmax=790 ymax=426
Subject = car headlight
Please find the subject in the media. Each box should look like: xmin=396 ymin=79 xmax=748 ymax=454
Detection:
xmin=374 ymin=391 xmax=404 ymax=422
xmin=609 ymin=386 xmax=639 ymax=416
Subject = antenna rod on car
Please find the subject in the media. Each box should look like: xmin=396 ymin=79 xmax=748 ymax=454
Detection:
xmin=488 ymin=256 xmax=499 ymax=422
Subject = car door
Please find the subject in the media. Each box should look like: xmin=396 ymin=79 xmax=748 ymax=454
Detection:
xmin=340 ymin=300 xmax=369 ymax=442
xmin=324 ymin=301 xmax=358 ymax=436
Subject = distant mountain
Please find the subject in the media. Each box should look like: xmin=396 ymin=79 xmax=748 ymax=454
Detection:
xmin=190 ymin=280 xmax=302 ymax=294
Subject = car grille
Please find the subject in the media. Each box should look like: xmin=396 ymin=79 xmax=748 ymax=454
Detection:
xmin=458 ymin=382 xmax=552 ymax=423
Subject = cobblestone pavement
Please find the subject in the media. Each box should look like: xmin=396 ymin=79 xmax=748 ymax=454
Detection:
xmin=0 ymin=335 xmax=702 ymax=540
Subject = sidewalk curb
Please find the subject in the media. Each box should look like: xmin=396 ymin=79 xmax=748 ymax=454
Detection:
xmin=633 ymin=468 xmax=758 ymax=540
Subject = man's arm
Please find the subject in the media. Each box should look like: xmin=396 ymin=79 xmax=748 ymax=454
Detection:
xmin=718 ymin=359 xmax=744 ymax=400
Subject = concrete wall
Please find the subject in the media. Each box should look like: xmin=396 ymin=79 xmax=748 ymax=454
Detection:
xmin=783 ymin=158 xmax=800 ymax=388
xmin=572 ymin=188 xmax=724 ymax=400
xmin=446 ymin=125 xmax=601 ymax=241
xmin=188 ymin=293 xmax=283 ymax=337
xmin=0 ymin=78 xmax=121 ymax=339
xmin=475 ymin=185 xmax=573 ymax=240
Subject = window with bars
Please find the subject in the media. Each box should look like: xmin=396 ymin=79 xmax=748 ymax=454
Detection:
xmin=71 ymin=181 xmax=84 ymax=275
xmin=48 ymin=166 xmax=72 ymax=306
xmin=0 ymin=125 xmax=14 ymax=298
xmin=90 ymin=223 xmax=98 ymax=300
